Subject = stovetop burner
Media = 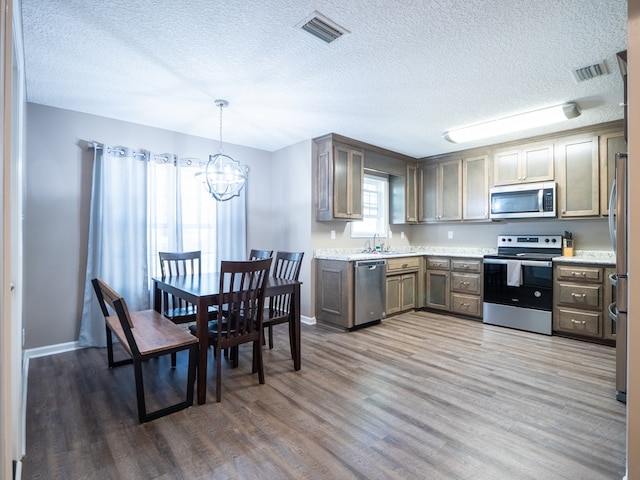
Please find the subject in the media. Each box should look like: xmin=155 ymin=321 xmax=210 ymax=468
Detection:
xmin=488 ymin=234 xmax=563 ymax=259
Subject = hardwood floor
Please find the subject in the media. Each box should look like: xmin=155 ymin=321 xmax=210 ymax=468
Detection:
xmin=23 ymin=311 xmax=626 ymax=479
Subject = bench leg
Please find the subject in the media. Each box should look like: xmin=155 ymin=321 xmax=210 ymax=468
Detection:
xmin=133 ymin=357 xmax=147 ymax=423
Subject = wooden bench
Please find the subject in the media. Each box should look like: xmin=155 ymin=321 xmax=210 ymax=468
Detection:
xmin=92 ymin=278 xmax=199 ymax=423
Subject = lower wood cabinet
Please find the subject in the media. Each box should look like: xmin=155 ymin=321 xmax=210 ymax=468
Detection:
xmin=386 ymin=256 xmax=421 ymax=315
xmin=315 ymin=259 xmax=354 ymax=329
xmin=425 ymin=256 xmax=482 ymax=318
xmin=553 ymin=262 xmax=615 ymax=344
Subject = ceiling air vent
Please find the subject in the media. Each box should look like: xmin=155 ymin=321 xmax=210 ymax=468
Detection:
xmin=571 ymin=61 xmax=608 ymax=82
xmin=296 ymin=11 xmax=349 ymax=44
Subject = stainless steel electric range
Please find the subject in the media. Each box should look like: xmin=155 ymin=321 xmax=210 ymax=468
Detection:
xmin=483 ymin=234 xmax=562 ymax=335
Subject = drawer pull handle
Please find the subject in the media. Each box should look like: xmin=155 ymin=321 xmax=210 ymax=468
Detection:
xmin=571 ymin=271 xmax=587 ymax=277
xmin=459 ymin=281 xmax=470 ymax=286
xmin=570 ymin=319 xmax=587 ymax=325
xmin=462 ymin=264 xmax=470 ymax=269
xmin=402 ymin=264 xmax=409 ymax=268
xmin=571 ymin=292 xmax=587 ymax=298
xmin=460 ymin=302 xmax=470 ymax=307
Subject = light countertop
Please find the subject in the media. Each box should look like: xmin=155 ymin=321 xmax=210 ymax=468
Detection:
xmin=314 ymin=247 xmax=616 ymax=265
xmin=553 ymin=250 xmax=615 ymax=265
xmin=314 ymin=247 xmax=495 ymax=262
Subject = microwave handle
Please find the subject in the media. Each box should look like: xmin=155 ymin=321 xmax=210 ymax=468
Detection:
xmin=538 ymin=188 xmax=543 ymax=212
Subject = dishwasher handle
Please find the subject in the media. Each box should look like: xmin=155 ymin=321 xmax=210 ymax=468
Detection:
xmin=355 ymin=260 xmax=386 ymax=269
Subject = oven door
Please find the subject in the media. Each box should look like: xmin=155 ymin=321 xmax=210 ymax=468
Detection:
xmin=483 ymin=258 xmax=553 ymax=311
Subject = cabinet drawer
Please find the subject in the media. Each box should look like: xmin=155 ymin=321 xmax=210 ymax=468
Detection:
xmin=426 ymin=257 xmax=450 ymax=270
xmin=386 ymin=256 xmax=420 ymax=274
xmin=556 ymin=265 xmax=603 ymax=282
xmin=450 ymin=272 xmax=481 ymax=294
xmin=451 ymin=258 xmax=481 ymax=273
xmin=556 ymin=308 xmax=601 ymax=336
xmin=556 ymin=283 xmax=602 ymax=309
xmin=451 ymin=293 xmax=481 ymax=316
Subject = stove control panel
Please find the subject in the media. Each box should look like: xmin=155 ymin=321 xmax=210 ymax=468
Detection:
xmin=497 ymin=234 xmax=562 ymax=249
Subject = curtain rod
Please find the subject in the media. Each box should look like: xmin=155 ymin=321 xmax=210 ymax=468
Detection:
xmin=86 ymin=141 xmax=177 ymax=163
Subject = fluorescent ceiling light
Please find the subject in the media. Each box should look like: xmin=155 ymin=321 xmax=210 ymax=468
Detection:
xmin=443 ymin=103 xmax=581 ymax=143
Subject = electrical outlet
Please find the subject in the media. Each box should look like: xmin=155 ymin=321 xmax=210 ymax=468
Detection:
xmin=388 ymin=230 xmax=393 ymax=239
xmin=400 ymin=232 xmax=405 ymax=239
xmin=330 ymin=230 xmax=336 ymax=240
xmin=23 ymin=328 xmax=25 ymax=347
xmin=448 ymin=231 xmax=453 ymax=240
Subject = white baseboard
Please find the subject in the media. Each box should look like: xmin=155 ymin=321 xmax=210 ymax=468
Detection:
xmin=301 ymin=315 xmax=316 ymax=326
xmin=23 ymin=341 xmax=82 ymax=360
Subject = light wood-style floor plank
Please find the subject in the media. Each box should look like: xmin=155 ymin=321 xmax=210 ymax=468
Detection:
xmin=23 ymin=311 xmax=626 ymax=479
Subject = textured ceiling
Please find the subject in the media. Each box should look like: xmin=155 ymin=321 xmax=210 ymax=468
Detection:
xmin=20 ymin=0 xmax=627 ymax=158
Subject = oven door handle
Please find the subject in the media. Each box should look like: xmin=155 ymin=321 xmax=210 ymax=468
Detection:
xmin=483 ymin=258 xmax=552 ymax=268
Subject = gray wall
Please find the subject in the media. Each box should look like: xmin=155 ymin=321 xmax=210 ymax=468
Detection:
xmin=411 ymin=217 xmax=612 ymax=250
xmin=24 ymin=103 xmax=287 ymax=349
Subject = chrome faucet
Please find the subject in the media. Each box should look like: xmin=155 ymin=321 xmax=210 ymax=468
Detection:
xmin=363 ymin=239 xmax=371 ymax=253
xmin=372 ymin=234 xmax=378 ymax=251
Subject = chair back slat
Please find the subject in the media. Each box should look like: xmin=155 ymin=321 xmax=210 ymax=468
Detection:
xmin=217 ymin=258 xmax=272 ymax=344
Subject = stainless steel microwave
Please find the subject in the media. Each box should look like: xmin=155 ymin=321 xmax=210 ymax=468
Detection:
xmin=489 ymin=181 xmax=556 ymax=219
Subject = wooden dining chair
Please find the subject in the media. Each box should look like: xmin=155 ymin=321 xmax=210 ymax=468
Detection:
xmin=158 ymin=250 xmax=202 ymax=324
xmin=249 ymin=249 xmax=273 ymax=260
xmin=189 ymin=258 xmax=272 ymax=402
xmin=91 ymin=278 xmax=199 ymax=423
xmin=263 ymin=251 xmax=304 ymax=356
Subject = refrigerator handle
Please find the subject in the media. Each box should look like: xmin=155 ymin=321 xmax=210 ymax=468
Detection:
xmin=609 ymin=178 xmax=617 ymax=254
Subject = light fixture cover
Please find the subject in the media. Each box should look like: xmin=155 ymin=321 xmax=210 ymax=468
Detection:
xmin=204 ymin=153 xmax=247 ymax=202
xmin=443 ymin=103 xmax=581 ymax=143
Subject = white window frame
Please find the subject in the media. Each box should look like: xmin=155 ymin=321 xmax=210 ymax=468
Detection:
xmin=350 ymin=173 xmax=388 ymax=238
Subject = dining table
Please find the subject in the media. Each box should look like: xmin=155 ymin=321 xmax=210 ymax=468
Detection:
xmin=152 ymin=272 xmax=302 ymax=405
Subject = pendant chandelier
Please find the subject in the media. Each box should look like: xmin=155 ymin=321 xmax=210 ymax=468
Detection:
xmin=202 ymin=99 xmax=248 ymax=201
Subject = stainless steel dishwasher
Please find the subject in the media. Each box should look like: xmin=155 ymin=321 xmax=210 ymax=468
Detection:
xmin=354 ymin=259 xmax=386 ymax=326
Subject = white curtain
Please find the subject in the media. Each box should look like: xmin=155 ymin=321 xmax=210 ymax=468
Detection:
xmin=79 ymin=144 xmax=247 ymax=347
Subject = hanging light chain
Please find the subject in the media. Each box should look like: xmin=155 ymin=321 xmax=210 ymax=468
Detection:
xmin=215 ymin=99 xmax=229 ymax=154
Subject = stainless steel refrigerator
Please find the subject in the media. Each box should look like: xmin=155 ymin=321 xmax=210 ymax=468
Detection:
xmin=609 ymin=152 xmax=628 ymax=403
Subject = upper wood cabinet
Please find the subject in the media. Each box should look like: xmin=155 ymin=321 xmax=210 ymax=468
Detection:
xmin=315 ymin=136 xmax=364 ymax=221
xmin=390 ymin=164 xmax=418 ymax=224
xmin=419 ymin=159 xmax=462 ymax=222
xmin=493 ymin=141 xmax=554 ymax=185
xmin=405 ymin=164 xmax=418 ymax=222
xmin=462 ymin=155 xmax=490 ymax=220
xmin=556 ymin=134 xmax=599 ymax=218
xmin=599 ymin=131 xmax=627 ymax=216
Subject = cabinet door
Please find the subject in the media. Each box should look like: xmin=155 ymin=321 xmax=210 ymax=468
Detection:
xmin=521 ymin=143 xmax=554 ymax=182
xmin=463 ymin=155 xmax=490 ymax=220
xmin=426 ymin=270 xmax=449 ymax=310
xmin=494 ymin=149 xmax=520 ymax=185
xmin=350 ymin=148 xmax=364 ymax=218
xmin=386 ymin=276 xmax=402 ymax=315
xmin=401 ymin=274 xmax=417 ymax=311
xmin=316 ymin=260 xmax=353 ymax=328
xmin=406 ymin=164 xmax=418 ymax=222
xmin=440 ymin=159 xmax=462 ymax=220
xmin=557 ymin=136 xmax=599 ymax=217
xmin=419 ymin=163 xmax=438 ymax=222
xmin=333 ymin=143 xmax=363 ymax=219
xmin=600 ymin=132 xmax=626 ymax=216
